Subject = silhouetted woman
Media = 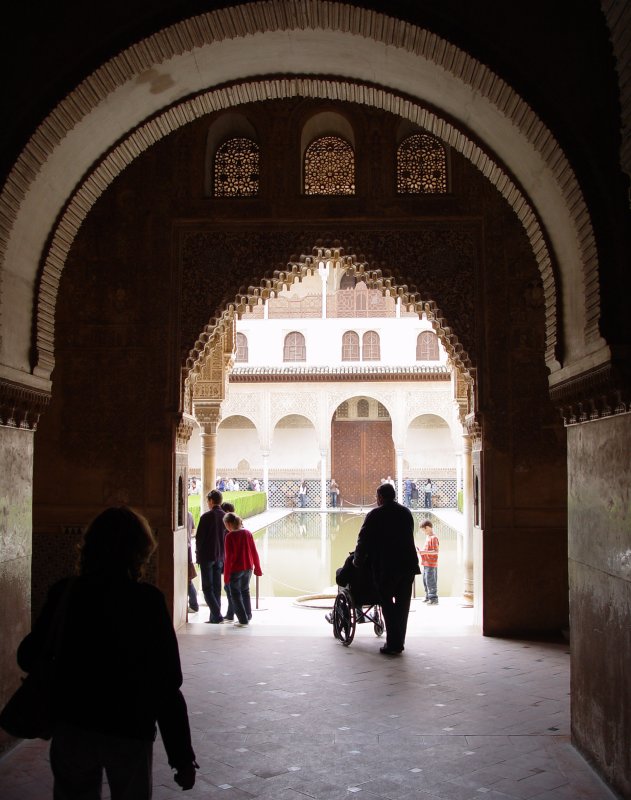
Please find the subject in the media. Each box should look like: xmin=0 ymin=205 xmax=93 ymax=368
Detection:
xmin=17 ymin=506 xmax=197 ymax=798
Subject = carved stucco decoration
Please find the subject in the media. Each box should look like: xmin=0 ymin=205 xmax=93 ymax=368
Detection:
xmin=189 ymin=317 xmax=235 ymax=406
xmin=186 ymin=245 xmax=478 ymax=444
xmin=194 ymin=403 xmax=222 ymax=433
xmin=1 ymin=1 xmax=606 ymax=385
xmin=270 ymin=392 xmax=319 ymax=429
xmin=175 ymin=414 xmax=195 ymax=452
xmin=221 ymin=393 xmax=261 ymax=416
xmin=186 ymin=245 xmax=476 ymax=397
xmin=0 ymin=377 xmax=50 ymax=429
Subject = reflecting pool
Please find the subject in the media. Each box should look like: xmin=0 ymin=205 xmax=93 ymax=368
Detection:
xmin=253 ymin=511 xmax=464 ymax=598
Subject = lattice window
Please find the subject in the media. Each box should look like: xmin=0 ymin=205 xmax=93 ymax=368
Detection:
xmin=342 ymin=331 xmax=360 ymax=361
xmin=377 ymin=402 xmax=389 ymax=419
xmin=235 ymin=332 xmax=248 ymax=362
xmin=283 ymin=331 xmax=306 ymax=361
xmin=357 ymin=398 xmax=370 ymax=418
xmin=362 ymin=331 xmax=381 ymax=361
xmin=336 ymin=401 xmax=349 ymax=419
xmin=214 ymin=137 xmax=259 ymax=197
xmin=416 ymin=331 xmax=440 ymax=360
xmin=397 ymin=133 xmax=447 ymax=194
xmin=304 ymin=136 xmax=355 ymax=195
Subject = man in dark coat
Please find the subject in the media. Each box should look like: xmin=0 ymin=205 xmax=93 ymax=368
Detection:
xmin=354 ymin=482 xmax=420 ymax=655
xmin=196 ymin=489 xmax=226 ymax=623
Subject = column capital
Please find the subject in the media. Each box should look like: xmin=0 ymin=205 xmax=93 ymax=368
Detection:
xmin=194 ymin=403 xmax=221 ymax=433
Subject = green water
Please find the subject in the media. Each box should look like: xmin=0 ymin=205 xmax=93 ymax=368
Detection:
xmin=253 ymin=511 xmax=464 ymax=598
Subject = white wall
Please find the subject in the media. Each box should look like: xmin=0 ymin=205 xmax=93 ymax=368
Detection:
xmin=237 ymin=307 xmax=448 ymax=369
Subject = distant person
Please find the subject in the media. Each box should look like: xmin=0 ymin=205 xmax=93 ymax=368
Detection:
xmin=196 ymin=490 xmax=225 ymax=623
xmin=330 ymin=478 xmax=340 ymax=508
xmin=354 ymin=483 xmax=420 ymax=655
xmin=187 ymin=511 xmax=199 ymax=613
xmin=411 ymin=480 xmax=419 ymax=507
xmin=418 ymin=519 xmax=439 ymax=605
xmin=15 ymin=506 xmax=198 ymax=796
xmin=404 ymin=477 xmax=413 ymax=507
xmin=423 ymin=478 xmax=434 ymax=508
xmin=223 ymin=512 xmax=263 ymax=626
xmin=386 ymin=475 xmax=395 ymax=487
xmin=252 ymin=478 xmax=260 ymax=491
xmin=298 ymin=480 xmax=308 ymax=508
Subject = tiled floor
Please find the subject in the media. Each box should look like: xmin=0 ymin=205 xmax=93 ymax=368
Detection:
xmin=0 ymin=598 xmax=617 ymax=799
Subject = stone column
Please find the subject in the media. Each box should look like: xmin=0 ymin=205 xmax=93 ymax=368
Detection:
xmin=194 ymin=404 xmax=221 ymax=499
xmin=461 ymin=433 xmax=474 ymax=606
xmin=320 ymin=449 xmax=328 ymax=510
xmin=261 ymin=451 xmax=270 ymax=509
xmin=396 ymin=448 xmax=404 ymax=504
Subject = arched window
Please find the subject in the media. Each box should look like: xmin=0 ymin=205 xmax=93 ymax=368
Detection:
xmin=342 ymin=331 xmax=360 ymax=361
xmin=283 ymin=331 xmax=306 ymax=362
xmin=416 ymin=331 xmax=440 ymax=360
xmin=304 ymin=136 xmax=355 ymax=195
xmin=397 ymin=133 xmax=447 ymax=194
xmin=213 ymin=137 xmax=259 ymax=197
xmin=362 ymin=331 xmax=381 ymax=361
xmin=336 ymin=401 xmax=349 ymax=419
xmin=357 ymin=399 xmax=370 ymax=418
xmin=377 ymin=402 xmax=389 ymax=419
xmin=235 ymin=332 xmax=248 ymax=362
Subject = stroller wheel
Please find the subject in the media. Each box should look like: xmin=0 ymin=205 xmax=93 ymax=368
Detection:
xmin=332 ymin=591 xmax=356 ymax=645
xmin=373 ymin=606 xmax=385 ymax=637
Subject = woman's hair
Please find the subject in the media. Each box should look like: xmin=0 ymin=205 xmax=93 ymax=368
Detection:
xmin=79 ymin=506 xmax=157 ymax=580
xmin=223 ymin=512 xmax=243 ymax=530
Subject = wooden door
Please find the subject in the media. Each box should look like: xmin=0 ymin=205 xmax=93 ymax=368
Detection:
xmin=331 ymin=420 xmax=394 ymax=506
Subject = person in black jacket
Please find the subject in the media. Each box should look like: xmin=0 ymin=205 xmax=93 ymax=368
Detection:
xmin=195 ymin=489 xmax=226 ymax=623
xmin=354 ymin=482 xmax=420 ymax=655
xmin=17 ymin=506 xmax=197 ymax=798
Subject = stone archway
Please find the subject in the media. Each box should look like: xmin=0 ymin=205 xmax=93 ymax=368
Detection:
xmin=0 ymin=0 xmax=608 ymax=402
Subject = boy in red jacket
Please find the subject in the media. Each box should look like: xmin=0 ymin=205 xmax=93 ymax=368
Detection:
xmin=223 ymin=513 xmax=263 ymax=626
xmin=418 ymin=520 xmax=439 ymax=605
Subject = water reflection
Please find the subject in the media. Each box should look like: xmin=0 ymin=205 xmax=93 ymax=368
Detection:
xmin=254 ymin=511 xmax=463 ymax=598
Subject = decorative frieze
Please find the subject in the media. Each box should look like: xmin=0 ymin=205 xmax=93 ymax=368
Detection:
xmin=0 ymin=377 xmax=50 ymax=429
xmin=550 ymin=362 xmax=631 ymax=425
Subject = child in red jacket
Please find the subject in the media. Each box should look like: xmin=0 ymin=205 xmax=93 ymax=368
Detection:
xmin=223 ymin=512 xmax=263 ymax=626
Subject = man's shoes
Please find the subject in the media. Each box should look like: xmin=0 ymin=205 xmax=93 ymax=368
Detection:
xmin=428 ymin=599 xmax=439 ymax=605
xmin=188 ymin=606 xmax=199 ymax=613
xmin=379 ymin=645 xmax=403 ymax=655
xmin=422 ymin=598 xmax=429 ymax=603
xmin=234 ymin=621 xmax=249 ymax=627
xmin=224 ymin=616 xmax=234 ymax=621
xmin=205 ymin=618 xmax=224 ymax=624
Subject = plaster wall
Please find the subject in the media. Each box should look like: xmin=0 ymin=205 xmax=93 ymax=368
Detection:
xmin=0 ymin=426 xmax=34 ymax=754
xmin=568 ymin=413 xmax=631 ymax=799
xmin=405 ymin=426 xmax=456 ymax=469
xmin=270 ymin=426 xmax=320 ymax=470
xmin=237 ymin=315 xmax=447 ymax=368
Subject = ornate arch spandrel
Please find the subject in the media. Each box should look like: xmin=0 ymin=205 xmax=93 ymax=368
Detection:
xmin=185 ymin=245 xmax=478 ymax=426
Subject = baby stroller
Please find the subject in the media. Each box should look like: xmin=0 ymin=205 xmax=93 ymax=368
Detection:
xmin=330 ymin=552 xmax=385 ymax=646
